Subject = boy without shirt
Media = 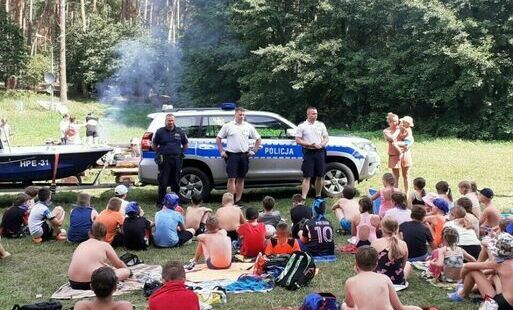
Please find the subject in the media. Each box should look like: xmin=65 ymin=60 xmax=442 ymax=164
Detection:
xmin=450 ymin=233 xmax=513 ymax=309
xmin=68 ymin=222 xmax=130 ymax=290
xmin=187 ymin=217 xmax=232 ymax=270
xmin=478 ymin=188 xmax=501 ymax=236
xmin=215 ymin=192 xmax=245 ymax=241
xmin=343 ymin=247 xmax=421 ymax=310
xmin=74 ymin=267 xmax=133 ymax=310
xmin=332 ymin=186 xmax=359 ymax=234
xmin=185 ymin=193 xmax=212 ymax=234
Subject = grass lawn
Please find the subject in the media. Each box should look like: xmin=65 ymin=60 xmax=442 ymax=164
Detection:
xmin=0 ymin=92 xmax=154 ymax=145
xmin=1 ymin=92 xmax=513 ymax=309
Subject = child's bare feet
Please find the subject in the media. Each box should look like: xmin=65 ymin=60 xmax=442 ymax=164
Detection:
xmin=1 ymin=251 xmax=11 ymax=259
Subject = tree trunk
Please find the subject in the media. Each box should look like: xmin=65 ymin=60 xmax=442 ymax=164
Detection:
xmin=59 ymin=0 xmax=67 ymax=103
xmin=80 ymin=0 xmax=86 ymax=31
xmin=92 ymin=0 xmax=96 ymax=13
xmin=143 ymin=0 xmax=147 ymax=21
xmin=5 ymin=0 xmax=9 ymax=14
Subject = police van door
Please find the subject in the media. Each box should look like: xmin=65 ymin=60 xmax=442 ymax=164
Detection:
xmin=245 ymin=115 xmax=302 ymax=182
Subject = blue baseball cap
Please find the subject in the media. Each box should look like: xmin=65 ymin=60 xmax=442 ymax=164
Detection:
xmin=506 ymin=222 xmax=513 ymax=236
xmin=432 ymin=198 xmax=449 ymax=215
xmin=125 ymin=201 xmax=140 ymax=215
xmin=163 ymin=193 xmax=180 ymax=209
xmin=312 ymin=198 xmax=326 ymax=217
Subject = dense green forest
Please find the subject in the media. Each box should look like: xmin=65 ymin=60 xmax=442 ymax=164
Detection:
xmin=1 ymin=0 xmax=513 ymax=139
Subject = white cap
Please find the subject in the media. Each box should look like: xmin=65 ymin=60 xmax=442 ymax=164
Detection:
xmin=114 ymin=185 xmax=128 ymax=196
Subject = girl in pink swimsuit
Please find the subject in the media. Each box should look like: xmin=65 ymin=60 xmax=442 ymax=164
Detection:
xmin=371 ymin=173 xmax=399 ymax=218
xmin=353 ymin=197 xmax=381 ymax=248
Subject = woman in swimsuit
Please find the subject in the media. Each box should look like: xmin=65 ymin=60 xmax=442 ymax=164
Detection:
xmin=383 ymin=113 xmax=401 ymax=187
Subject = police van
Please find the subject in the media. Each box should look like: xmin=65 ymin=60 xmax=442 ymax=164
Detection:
xmin=139 ymin=104 xmax=380 ymax=201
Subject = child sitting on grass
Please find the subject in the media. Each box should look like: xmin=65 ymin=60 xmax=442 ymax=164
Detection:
xmin=23 ymin=185 xmax=40 ymax=209
xmin=399 ymin=206 xmax=434 ymax=262
xmin=424 ymin=198 xmax=449 ymax=248
xmin=456 ymin=197 xmax=480 ymax=238
xmin=478 ymin=188 xmax=501 ymax=236
xmin=68 ymin=193 xmax=98 ymax=243
xmin=0 ymin=193 xmax=30 ymax=238
xmin=74 ymin=267 xmax=133 ymax=310
xmin=408 ymin=177 xmax=426 ymax=208
xmin=28 ymin=187 xmax=66 ymax=244
xmin=371 ymin=173 xmax=399 ymax=218
xmin=187 ymin=216 xmax=232 ymax=270
xmin=95 ymin=197 xmax=125 ymax=246
xmin=237 ymin=207 xmax=266 ymax=258
xmin=184 ymin=193 xmax=212 ymax=235
xmin=458 ymin=180 xmax=480 ymax=218
xmin=435 ymin=181 xmax=454 ymax=209
xmin=353 ymin=197 xmax=381 ymax=248
xmin=449 ymin=233 xmax=513 ymax=307
xmin=331 ymin=186 xmax=359 ymax=235
xmin=372 ymin=216 xmax=411 ymax=285
xmin=300 ymin=198 xmax=335 ymax=256
xmin=343 ymin=246 xmax=421 ymax=310
xmin=216 ymin=192 xmax=245 ymax=241
xmin=68 ymin=222 xmax=131 ymax=290
xmin=385 ymin=192 xmax=411 ymax=226
xmin=123 ymin=202 xmax=153 ymax=251
xmin=428 ymin=227 xmax=475 ymax=282
xmin=258 ymin=196 xmax=282 ymax=227
xmin=154 ymin=194 xmax=196 ymax=248
xmin=264 ymin=222 xmax=300 ymax=256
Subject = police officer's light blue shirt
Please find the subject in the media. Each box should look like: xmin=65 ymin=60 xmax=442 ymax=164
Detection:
xmin=154 ymin=208 xmax=184 ymax=247
xmin=152 ymin=126 xmax=188 ymax=156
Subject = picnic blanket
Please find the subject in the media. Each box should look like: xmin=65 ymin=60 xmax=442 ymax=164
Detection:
xmin=186 ymin=263 xmax=254 ymax=283
xmin=411 ymin=261 xmax=460 ymax=291
xmin=51 ymin=264 xmax=162 ymax=300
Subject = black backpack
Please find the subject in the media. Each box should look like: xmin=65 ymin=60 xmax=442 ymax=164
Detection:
xmin=12 ymin=301 xmax=62 ymax=310
xmin=119 ymin=252 xmax=143 ymax=267
xmin=275 ymin=251 xmax=316 ymax=290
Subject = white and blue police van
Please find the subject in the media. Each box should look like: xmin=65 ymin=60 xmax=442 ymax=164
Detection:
xmin=139 ymin=104 xmax=380 ymax=201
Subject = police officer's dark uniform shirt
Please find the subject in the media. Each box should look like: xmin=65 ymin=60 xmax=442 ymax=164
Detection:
xmin=153 ymin=126 xmax=188 ymax=156
xmin=302 ymin=217 xmax=335 ymax=256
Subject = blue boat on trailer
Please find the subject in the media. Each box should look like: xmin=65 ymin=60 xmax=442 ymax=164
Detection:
xmin=0 ymin=145 xmax=112 ymax=183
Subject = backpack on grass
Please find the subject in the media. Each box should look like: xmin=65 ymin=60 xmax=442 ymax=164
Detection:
xmin=120 ymin=252 xmax=143 ymax=267
xmin=12 ymin=301 xmax=62 ymax=310
xmin=275 ymin=251 xmax=316 ymax=290
xmin=299 ymin=292 xmax=339 ymax=310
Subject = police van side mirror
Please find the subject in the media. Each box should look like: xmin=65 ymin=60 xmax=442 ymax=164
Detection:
xmin=286 ymin=128 xmax=296 ymax=138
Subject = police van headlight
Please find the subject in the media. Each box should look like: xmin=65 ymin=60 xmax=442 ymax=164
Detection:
xmin=353 ymin=142 xmax=376 ymax=152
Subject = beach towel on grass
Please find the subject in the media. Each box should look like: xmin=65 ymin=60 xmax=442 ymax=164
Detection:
xmin=225 ymin=275 xmax=273 ymax=294
xmin=51 ymin=264 xmax=162 ymax=300
xmin=313 ymin=255 xmax=337 ymax=263
xmin=186 ymin=262 xmax=254 ymax=283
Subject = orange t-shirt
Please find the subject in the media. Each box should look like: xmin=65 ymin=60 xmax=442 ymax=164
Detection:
xmin=264 ymin=238 xmax=300 ymax=256
xmin=96 ymin=209 xmax=124 ymax=243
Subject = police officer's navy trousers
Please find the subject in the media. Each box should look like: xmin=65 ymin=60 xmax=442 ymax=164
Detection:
xmin=157 ymin=155 xmax=183 ymax=204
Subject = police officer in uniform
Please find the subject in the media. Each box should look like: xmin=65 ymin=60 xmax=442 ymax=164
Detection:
xmin=295 ymin=107 xmax=329 ymax=199
xmin=216 ymin=107 xmax=261 ymax=204
xmin=152 ymin=113 xmax=188 ymax=206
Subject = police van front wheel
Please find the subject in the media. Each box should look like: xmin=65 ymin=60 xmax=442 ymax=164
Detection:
xmin=179 ymin=167 xmax=211 ymax=203
xmin=322 ymin=162 xmax=355 ymax=198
